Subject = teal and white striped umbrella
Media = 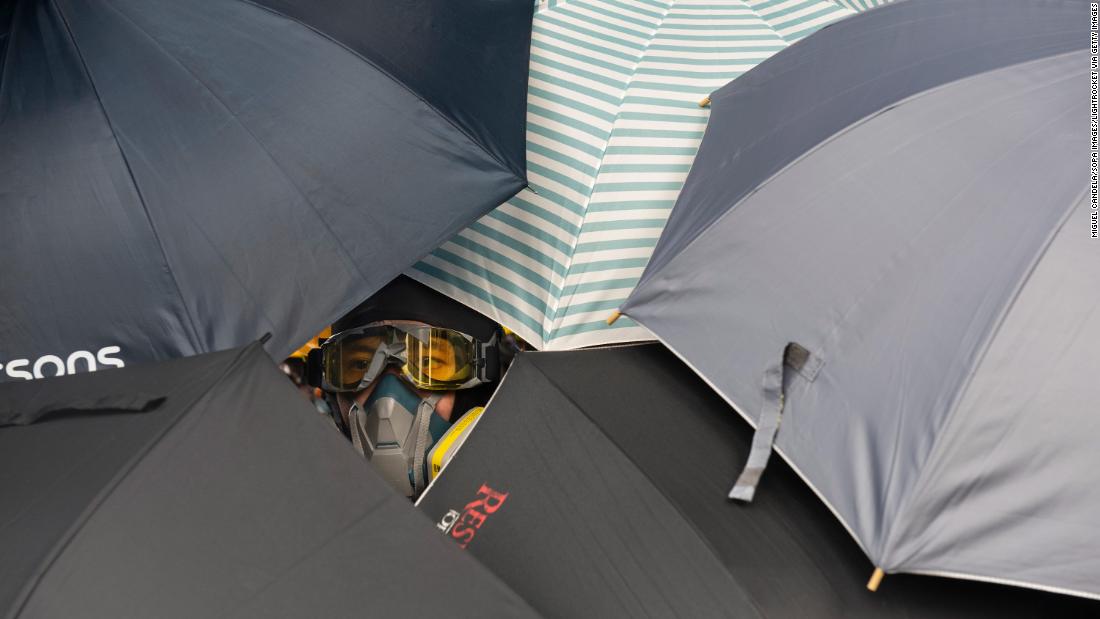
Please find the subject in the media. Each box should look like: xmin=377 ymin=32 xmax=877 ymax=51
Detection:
xmin=409 ymin=0 xmax=889 ymax=350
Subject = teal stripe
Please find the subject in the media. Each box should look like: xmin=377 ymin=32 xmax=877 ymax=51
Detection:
xmin=487 ymin=210 xmax=574 ymax=255
xmin=632 ymin=0 xmax=668 ymax=9
xmin=435 ymin=240 xmax=561 ymax=296
xmin=653 ymin=22 xmax=776 ymax=30
xmin=581 ymin=0 xmax=663 ymax=24
xmin=611 ymin=128 xmax=705 ymax=139
xmin=529 ymin=69 xmax=626 ymax=104
xmin=661 ymin=12 xmax=753 ymax=20
xmin=656 ymin=33 xmax=784 ymax=42
xmin=528 ymin=104 xmax=608 ymax=140
xmin=528 ymin=161 xmax=593 ymax=197
xmin=565 ymin=257 xmax=650 ymax=274
xmin=594 ymin=0 xmax=660 ymax=20
xmin=573 ymin=237 xmax=658 ymax=253
xmin=527 ymin=84 xmax=618 ymax=121
xmin=586 ymin=199 xmax=675 ymax=212
xmin=547 ymin=6 xmax=655 ymax=37
xmin=642 ymin=54 xmax=778 ymax=66
xmin=581 ymin=218 xmax=667 ymax=232
xmin=550 ymin=316 xmax=638 ymax=339
xmin=466 ymin=221 xmax=567 ymax=272
xmin=620 ymin=94 xmax=701 ymax=108
xmin=530 ymin=39 xmax=635 ymax=76
xmin=597 ymin=162 xmax=691 ymax=174
xmin=523 ymin=182 xmax=586 ymax=217
xmin=757 ymin=0 xmax=836 ymax=21
xmin=560 ymin=278 xmax=640 ymax=297
xmin=412 ymin=263 xmax=546 ymax=335
xmin=591 ymin=181 xmax=685 ymax=193
xmin=536 ymin=15 xmax=646 ymax=53
xmin=557 ymin=298 xmax=624 ymax=318
xmin=535 ymin=19 xmax=642 ymax=61
xmin=509 ymin=195 xmax=582 ymax=236
xmin=527 ymin=123 xmax=605 ymax=159
xmin=529 ymin=56 xmax=630 ymax=91
xmin=604 ymin=145 xmax=699 ymax=156
xmin=646 ymin=44 xmax=785 ymax=54
xmin=634 ymin=65 xmax=744 ymax=77
xmin=617 ymin=111 xmax=707 ymax=125
xmin=526 ymin=141 xmax=597 ymax=178
xmin=781 ymin=13 xmax=845 ymax=42
xmin=628 ymin=80 xmax=718 ymax=94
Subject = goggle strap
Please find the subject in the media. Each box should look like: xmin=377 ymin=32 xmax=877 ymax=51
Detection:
xmin=477 ymin=340 xmax=500 ymax=382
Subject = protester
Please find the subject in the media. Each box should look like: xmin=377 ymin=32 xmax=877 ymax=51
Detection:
xmin=307 ymin=276 xmax=512 ymax=498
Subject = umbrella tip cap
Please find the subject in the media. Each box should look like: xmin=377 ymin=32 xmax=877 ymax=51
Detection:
xmin=699 ymin=96 xmax=711 ymax=108
xmin=867 ymin=568 xmax=885 ymax=592
xmin=606 ymin=310 xmax=622 ymax=325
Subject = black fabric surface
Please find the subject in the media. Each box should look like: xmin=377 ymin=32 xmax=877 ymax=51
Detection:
xmin=251 ymin=0 xmax=531 ymax=179
xmin=0 ymin=343 xmax=537 ymax=618
xmin=419 ymin=344 xmax=1100 ymax=618
xmin=0 ymin=0 xmax=530 ymax=374
xmin=334 ymin=275 xmax=500 ymax=342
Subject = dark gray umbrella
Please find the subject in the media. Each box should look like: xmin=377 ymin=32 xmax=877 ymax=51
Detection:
xmin=618 ymin=0 xmax=1096 ymax=599
xmin=0 ymin=342 xmax=539 ymax=618
xmin=417 ymin=344 xmax=1100 ymax=617
xmin=0 ymin=0 xmax=531 ymax=377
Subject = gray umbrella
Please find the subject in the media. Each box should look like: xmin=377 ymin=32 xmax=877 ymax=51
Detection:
xmin=619 ymin=0 xmax=1097 ymax=600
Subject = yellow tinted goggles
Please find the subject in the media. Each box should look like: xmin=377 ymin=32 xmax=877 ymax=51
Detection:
xmin=321 ymin=322 xmax=494 ymax=392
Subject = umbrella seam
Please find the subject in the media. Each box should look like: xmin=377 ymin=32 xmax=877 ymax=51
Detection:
xmin=626 ymin=51 xmax=1089 ymax=578
xmin=211 ymin=495 xmax=408 ymax=619
xmin=6 ymin=342 xmax=262 ymax=619
xmin=546 ymin=0 xmax=674 ymax=345
xmin=522 ymin=350 xmax=769 ymax=619
xmin=45 ymin=0 xmax=207 ymax=356
xmin=82 ymin=0 xmax=382 ymax=348
xmin=0 ymin=0 xmax=24 ymax=119
xmin=881 ymin=185 xmax=1088 ymax=568
xmin=236 ymin=0 xmax=528 ymax=184
xmin=629 ymin=33 xmax=1086 ymax=299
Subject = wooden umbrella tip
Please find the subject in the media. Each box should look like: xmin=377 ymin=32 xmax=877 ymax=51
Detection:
xmin=866 ymin=567 xmax=885 ymax=592
xmin=606 ymin=310 xmax=622 ymax=325
xmin=698 ymin=96 xmax=711 ymax=108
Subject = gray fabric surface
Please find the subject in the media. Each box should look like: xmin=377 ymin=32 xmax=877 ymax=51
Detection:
xmin=623 ymin=0 xmax=1095 ymax=598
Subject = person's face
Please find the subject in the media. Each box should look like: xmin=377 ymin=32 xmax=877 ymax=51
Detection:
xmin=334 ymin=321 xmax=456 ymax=428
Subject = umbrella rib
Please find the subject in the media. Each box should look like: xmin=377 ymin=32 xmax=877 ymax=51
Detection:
xmin=0 ymin=0 xmax=24 ymax=110
xmin=881 ymin=181 xmax=1090 ymax=567
xmin=43 ymin=0 xmax=206 ymax=354
xmin=68 ymin=0 xmax=373 ymax=341
xmin=522 ymin=350 xmax=767 ymax=618
xmin=236 ymin=0 xmax=528 ymax=184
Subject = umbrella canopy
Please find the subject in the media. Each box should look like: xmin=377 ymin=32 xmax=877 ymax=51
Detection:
xmin=0 ymin=0 xmax=531 ymax=377
xmin=417 ymin=344 xmax=1100 ymax=617
xmin=0 ymin=342 xmax=538 ymax=618
xmin=407 ymin=0 xmax=889 ymax=350
xmin=619 ymin=0 xmax=1096 ymax=599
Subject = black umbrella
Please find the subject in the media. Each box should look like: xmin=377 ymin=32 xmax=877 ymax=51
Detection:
xmin=0 ymin=343 xmax=538 ymax=618
xmin=417 ymin=344 xmax=1100 ymax=617
xmin=0 ymin=0 xmax=531 ymax=378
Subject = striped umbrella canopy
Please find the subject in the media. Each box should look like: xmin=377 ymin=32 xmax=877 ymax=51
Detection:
xmin=408 ymin=0 xmax=890 ymax=350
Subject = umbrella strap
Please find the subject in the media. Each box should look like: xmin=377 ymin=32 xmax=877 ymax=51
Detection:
xmin=412 ymin=394 xmax=443 ymax=495
xmin=729 ymin=342 xmax=819 ymax=502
